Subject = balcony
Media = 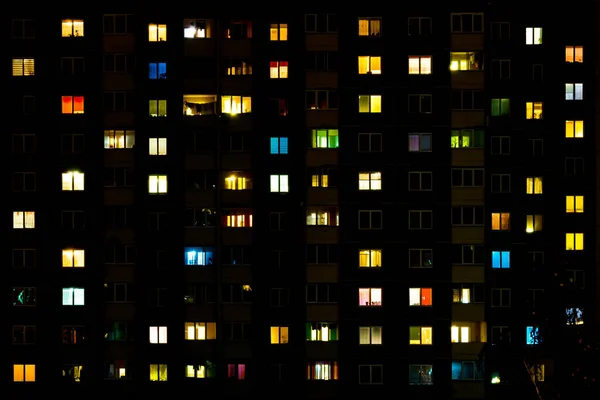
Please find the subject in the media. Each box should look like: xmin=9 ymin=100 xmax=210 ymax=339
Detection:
xmin=183 ymin=95 xmax=217 ymax=116
xmin=451 ymin=321 xmax=487 ymax=356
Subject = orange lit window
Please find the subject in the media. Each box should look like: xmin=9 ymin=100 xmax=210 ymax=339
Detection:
xmin=270 ymin=61 xmax=288 ymax=79
xmin=62 ymin=96 xmax=84 ymax=114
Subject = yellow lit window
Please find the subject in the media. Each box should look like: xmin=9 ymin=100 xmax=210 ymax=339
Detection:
xmin=224 ymin=174 xmax=251 ymax=190
xmin=451 ymin=325 xmax=470 ymax=343
xmin=358 ymin=56 xmax=382 ymax=74
xmin=270 ymin=326 xmax=289 ymax=344
xmin=358 ymin=18 xmax=381 ymax=36
xmin=222 ymin=95 xmax=252 ymax=114
xmin=526 ymin=102 xmax=543 ymax=119
xmin=13 ymin=211 xmax=35 ymax=229
xmin=185 ymin=322 xmax=216 ymax=340
xmin=526 ymin=177 xmax=543 ymax=194
xmin=104 ymin=130 xmax=135 ymax=149
xmin=565 ymin=233 xmax=584 ymax=251
xmin=149 ymin=24 xmax=167 ymax=42
xmin=62 ymin=96 xmax=84 ymax=114
xmin=409 ymin=326 xmax=432 ymax=345
xmin=358 ymin=172 xmax=382 ymax=190
xmin=62 ymin=171 xmax=84 ymax=191
xmin=149 ymin=364 xmax=168 ymax=381
xmin=148 ymin=175 xmax=168 ymax=194
xmin=408 ymin=56 xmax=432 ymax=74
xmin=12 ymin=58 xmax=34 ymax=76
xmin=311 ymin=175 xmax=328 ymax=187
xmin=224 ymin=212 xmax=253 ymax=227
xmin=62 ymin=249 xmax=85 ymax=267
xmin=566 ymin=195 xmax=584 ymax=213
xmin=525 ymin=215 xmax=543 ymax=233
xmin=270 ymin=61 xmax=288 ymax=78
xmin=565 ymin=46 xmax=583 ymax=63
xmin=149 ymin=100 xmax=167 ymax=117
xmin=270 ymin=23 xmax=288 ymax=41
xmin=359 ymin=249 xmax=382 ymax=267
xmin=13 ymin=364 xmax=36 ymax=382
xmin=306 ymin=207 xmax=338 ymax=226
xmin=358 ymin=95 xmax=382 ymax=113
xmin=491 ymin=212 xmax=510 ymax=231
xmin=62 ymin=19 xmax=84 ymax=37
xmin=565 ymin=120 xmax=584 ymax=138
xmin=449 ymin=52 xmax=481 ymax=71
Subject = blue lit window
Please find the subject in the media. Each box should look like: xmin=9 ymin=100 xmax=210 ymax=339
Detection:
xmin=270 ymin=137 xmax=288 ymax=154
xmin=149 ymin=62 xmax=167 ymax=79
xmin=184 ymin=247 xmax=214 ymax=266
xmin=491 ymin=250 xmax=510 ymax=268
xmin=451 ymin=361 xmax=481 ymax=380
xmin=526 ymin=326 xmax=540 ymax=345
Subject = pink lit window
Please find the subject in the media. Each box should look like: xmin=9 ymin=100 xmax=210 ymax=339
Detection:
xmin=227 ymin=363 xmax=246 ymax=380
xmin=62 ymin=96 xmax=84 ymax=114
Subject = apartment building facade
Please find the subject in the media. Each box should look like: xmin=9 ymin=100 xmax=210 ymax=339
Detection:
xmin=6 ymin=6 xmax=598 ymax=398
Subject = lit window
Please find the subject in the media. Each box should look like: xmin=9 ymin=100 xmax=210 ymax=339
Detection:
xmin=565 ymin=83 xmax=583 ymax=100
xmin=358 ymin=56 xmax=381 ymax=74
xmin=409 ymin=288 xmax=432 ymax=306
xmin=408 ymin=56 xmax=432 ymax=74
xmin=451 ymin=129 xmax=484 ymax=148
xmin=148 ymin=24 xmax=167 ymax=41
xmin=311 ymin=174 xmax=328 ymax=187
xmin=358 ymin=172 xmax=382 ymax=190
xmin=409 ymin=326 xmax=432 ymax=345
xmin=12 ymin=58 xmax=34 ymax=76
xmin=149 ymin=364 xmax=168 ymax=381
xmin=270 ymin=175 xmax=289 ymax=193
xmin=149 ymin=326 xmax=168 ymax=344
xmin=223 ymin=210 xmax=252 ymax=228
xmin=358 ymin=95 xmax=382 ymax=113
xmin=148 ymin=62 xmax=167 ymax=79
xmin=104 ymin=130 xmax=135 ymax=149
xmin=62 ymin=287 xmax=85 ymax=306
xmin=358 ymin=18 xmax=381 ymax=36
xmin=528 ymin=364 xmax=545 ymax=382
xmin=62 ymin=19 xmax=84 ymax=37
xmin=307 ymin=323 xmax=338 ymax=341
xmin=564 ymin=120 xmax=584 ymax=139
xmin=525 ymin=102 xmax=543 ymax=119
xmin=228 ymin=364 xmax=246 ymax=380
xmin=270 ymin=137 xmax=288 ymax=154
xmin=453 ymin=288 xmax=471 ymax=304
xmin=565 ymin=233 xmax=584 ymax=251
xmin=149 ymin=138 xmax=167 ymax=155
xmin=408 ymin=133 xmax=432 ymax=152
xmin=449 ymin=52 xmax=481 ymax=71
xmin=223 ymin=174 xmax=252 ymax=190
xmin=222 ymin=95 xmax=252 ymax=114
xmin=359 ymin=249 xmax=382 ymax=268
xmin=525 ymin=215 xmax=543 ymax=233
xmin=311 ymin=129 xmax=339 ymax=148
xmin=491 ymin=98 xmax=510 ymax=116
xmin=270 ymin=23 xmax=288 ymax=41
xmin=566 ymin=195 xmax=584 ymax=213
xmin=565 ymin=46 xmax=583 ymax=63
xmin=491 ymin=251 xmax=510 ymax=269
xmin=61 ymin=171 xmax=85 ymax=191
xmin=62 ymin=249 xmax=85 ymax=268
xmin=525 ymin=27 xmax=542 ymax=45
xmin=526 ymin=177 xmax=543 ymax=194
xmin=148 ymin=175 xmax=168 ymax=194
xmin=13 ymin=211 xmax=35 ymax=229
xmin=566 ymin=308 xmax=584 ymax=325
xmin=491 ymin=213 xmax=510 ymax=231
xmin=270 ymin=326 xmax=289 ymax=344
xmin=270 ymin=61 xmax=288 ymax=78
xmin=62 ymin=96 xmax=84 ymax=114
xmin=451 ymin=325 xmax=471 ymax=343
xmin=185 ymin=363 xmax=215 ymax=379
xmin=149 ymin=100 xmax=167 ymax=117
xmin=184 ymin=247 xmax=214 ymax=266
xmin=306 ymin=207 xmax=338 ymax=226
xmin=358 ymin=288 xmax=382 ymax=306
xmin=183 ymin=19 xmax=212 ymax=39
xmin=526 ymin=326 xmax=540 ymax=345
xmin=359 ymin=326 xmax=382 ymax=345
xmin=184 ymin=322 xmax=216 ymax=340
xmin=13 ymin=364 xmax=35 ymax=382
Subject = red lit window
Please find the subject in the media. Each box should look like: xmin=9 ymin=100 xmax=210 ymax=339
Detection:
xmin=421 ymin=288 xmax=432 ymax=306
xmin=227 ymin=363 xmax=245 ymax=380
xmin=62 ymin=96 xmax=84 ymax=114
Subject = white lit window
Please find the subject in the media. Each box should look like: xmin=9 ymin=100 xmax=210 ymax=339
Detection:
xmin=184 ymin=322 xmax=217 ymax=340
xmin=149 ymin=138 xmax=167 ymax=155
xmin=149 ymin=175 xmax=168 ymax=194
xmin=104 ymin=130 xmax=135 ymax=149
xmin=13 ymin=211 xmax=35 ymax=229
xmin=62 ymin=171 xmax=85 ymax=191
xmin=149 ymin=326 xmax=168 ymax=344
xmin=408 ymin=56 xmax=432 ymax=74
xmin=525 ymin=27 xmax=543 ymax=45
xmin=62 ymin=287 xmax=85 ymax=306
xmin=270 ymin=175 xmax=289 ymax=193
xmin=358 ymin=172 xmax=382 ymax=190
xmin=565 ymin=83 xmax=583 ymax=100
